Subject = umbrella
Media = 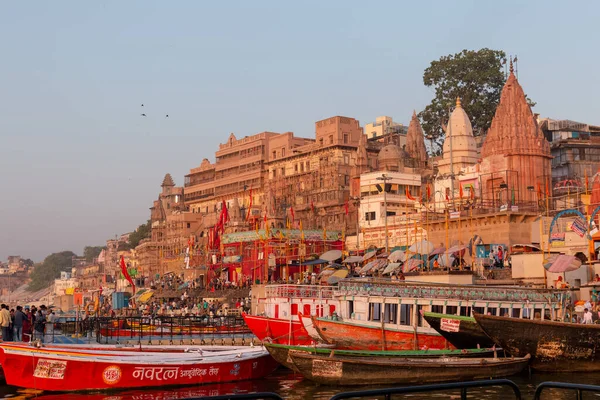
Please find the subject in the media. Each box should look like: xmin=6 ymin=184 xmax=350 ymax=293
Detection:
xmin=377 ymin=252 xmax=390 ymax=259
xmin=409 ymin=240 xmax=435 ymax=255
xmin=382 ymin=262 xmax=402 ymax=275
xmin=446 ymin=244 xmax=469 ymax=254
xmin=360 ymin=259 xmax=386 ymax=274
xmin=388 ymin=250 xmax=407 ymax=263
xmin=362 ymin=251 xmax=377 ymax=262
xmin=436 ymin=254 xmax=455 ymax=267
xmin=429 ymin=247 xmax=446 ymax=256
xmin=327 ymin=269 xmax=349 ymax=284
xmin=544 ymin=254 xmax=582 ymax=273
xmin=403 ymin=259 xmax=423 ymax=272
xmin=320 ymin=250 xmax=343 ymax=262
xmin=137 ymin=290 xmax=154 ymax=303
xmin=342 ymin=256 xmax=363 ymax=263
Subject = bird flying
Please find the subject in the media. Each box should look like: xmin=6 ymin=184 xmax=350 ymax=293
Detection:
xmin=141 ymin=113 xmax=146 ymax=117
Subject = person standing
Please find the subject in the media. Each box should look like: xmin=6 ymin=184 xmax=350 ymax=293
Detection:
xmin=583 ymin=308 xmax=594 ymax=324
xmin=13 ymin=306 xmax=28 ymax=342
xmin=33 ymin=310 xmax=46 ymax=343
xmin=0 ymin=304 xmax=11 ymax=341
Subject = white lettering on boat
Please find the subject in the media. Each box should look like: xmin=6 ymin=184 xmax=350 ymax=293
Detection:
xmin=179 ymin=368 xmax=208 ymax=378
xmin=208 ymin=366 xmax=219 ymax=376
xmin=132 ymin=367 xmax=180 ymax=381
xmin=102 ymin=365 xmax=122 ymax=385
xmin=440 ymin=318 xmax=461 ymax=333
xmin=230 ymin=363 xmax=240 ymax=376
xmin=33 ymin=359 xmax=67 ymax=380
xmin=312 ymin=359 xmax=343 ymax=378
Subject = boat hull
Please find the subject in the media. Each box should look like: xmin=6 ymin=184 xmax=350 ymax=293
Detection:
xmin=264 ymin=343 xmax=498 ymax=370
xmin=474 ymin=313 xmax=600 ymax=372
xmin=289 ymin=352 xmax=530 ymax=386
xmin=0 ymin=344 xmax=278 ymax=391
xmin=312 ymin=316 xmax=450 ymax=351
xmin=423 ymin=312 xmax=495 ymax=349
xmin=242 ymin=313 xmax=313 ymax=345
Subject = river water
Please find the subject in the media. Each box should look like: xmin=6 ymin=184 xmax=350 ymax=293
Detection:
xmin=1 ymin=368 xmax=598 ymax=400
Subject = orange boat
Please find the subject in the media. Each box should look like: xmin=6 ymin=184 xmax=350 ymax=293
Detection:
xmin=242 ymin=313 xmax=314 ymax=345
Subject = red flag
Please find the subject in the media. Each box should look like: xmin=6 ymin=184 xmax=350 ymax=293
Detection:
xmin=459 ymin=185 xmax=464 ymax=199
xmin=405 ymin=187 xmax=416 ymax=201
xmin=426 ymin=184 xmax=431 ymax=200
xmin=536 ymin=182 xmax=542 ymax=196
xmin=545 ymin=181 xmax=550 ymax=197
xmin=218 ymin=200 xmax=229 ymax=234
xmin=344 ymin=200 xmax=349 ymax=215
xmin=120 ymin=255 xmax=135 ymax=294
xmin=311 ymin=200 xmax=315 ymax=213
xmin=246 ymin=187 xmax=253 ymax=221
xmin=470 ymin=185 xmax=475 ymax=200
xmin=445 ymin=191 xmax=450 ymax=201
xmin=290 ymin=206 xmax=295 ymax=223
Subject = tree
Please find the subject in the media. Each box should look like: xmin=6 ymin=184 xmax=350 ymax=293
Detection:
xmin=28 ymin=251 xmax=76 ymax=291
xmin=21 ymin=258 xmax=34 ymax=268
xmin=83 ymin=246 xmax=105 ymax=263
xmin=128 ymin=220 xmax=151 ymax=248
xmin=419 ymin=48 xmax=507 ymax=154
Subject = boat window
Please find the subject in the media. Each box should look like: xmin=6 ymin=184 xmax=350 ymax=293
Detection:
xmin=522 ymin=308 xmax=531 ymax=319
xmin=400 ymin=304 xmax=412 ymax=326
xmin=368 ymin=303 xmax=382 ymax=322
xmin=500 ymin=308 xmax=510 ymax=317
xmin=291 ymin=303 xmax=298 ymax=316
xmin=534 ymin=308 xmax=542 ymax=319
xmin=417 ymin=305 xmax=425 ymax=327
xmin=384 ymin=304 xmax=398 ymax=324
xmin=544 ymin=309 xmax=552 ymax=320
xmin=512 ymin=308 xmax=521 ymax=318
xmin=303 ymin=304 xmax=311 ymax=316
xmin=473 ymin=306 xmax=485 ymax=315
xmin=431 ymin=305 xmax=444 ymax=314
xmin=487 ymin=307 xmax=497 ymax=316
xmin=460 ymin=306 xmax=471 ymax=317
xmin=348 ymin=300 xmax=354 ymax=317
xmin=446 ymin=305 xmax=458 ymax=316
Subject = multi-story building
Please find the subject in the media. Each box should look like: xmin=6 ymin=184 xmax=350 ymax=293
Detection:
xmin=364 ymin=116 xmax=408 ymax=141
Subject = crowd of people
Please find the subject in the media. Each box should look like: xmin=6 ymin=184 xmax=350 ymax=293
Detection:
xmin=0 ymin=303 xmax=56 ymax=343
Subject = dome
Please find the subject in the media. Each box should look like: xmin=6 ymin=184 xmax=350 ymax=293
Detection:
xmin=378 ymin=144 xmax=402 ymax=171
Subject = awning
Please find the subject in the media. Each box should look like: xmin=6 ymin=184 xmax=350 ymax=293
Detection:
xmin=409 ymin=240 xmax=435 ymax=255
xmin=544 ymin=254 xmax=582 ymax=273
xmin=429 ymin=247 xmax=446 ymax=256
xmin=403 ymin=259 xmax=423 ymax=272
xmin=138 ymin=290 xmax=154 ymax=303
xmin=360 ymin=259 xmax=386 ymax=274
xmin=327 ymin=269 xmax=349 ymax=285
xmin=342 ymin=256 xmax=363 ymax=263
xmin=320 ymin=250 xmax=343 ymax=262
xmin=362 ymin=251 xmax=377 ymax=262
xmin=301 ymin=259 xmax=328 ymax=266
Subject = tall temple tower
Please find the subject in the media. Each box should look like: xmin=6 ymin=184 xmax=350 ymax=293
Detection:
xmin=480 ymin=62 xmax=551 ymax=204
xmin=405 ymin=111 xmax=428 ymax=168
xmin=437 ymin=98 xmax=478 ymax=176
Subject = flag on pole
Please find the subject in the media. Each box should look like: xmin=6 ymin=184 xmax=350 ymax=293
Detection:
xmin=459 ymin=185 xmax=464 ymax=199
xmin=585 ymin=170 xmax=589 ymax=194
xmin=426 ymin=184 xmax=432 ymax=200
xmin=310 ymin=200 xmax=315 ymax=213
xmin=120 ymin=255 xmax=135 ymax=294
xmin=286 ymin=217 xmax=291 ymax=230
xmin=545 ymin=180 xmax=550 ymax=197
xmin=264 ymin=214 xmax=270 ymax=237
xmin=290 ymin=206 xmax=295 ymax=224
xmin=405 ymin=187 xmax=416 ymax=201
xmin=344 ymin=200 xmax=349 ymax=215
xmin=323 ymin=226 xmax=327 ymax=241
xmin=300 ymin=220 xmax=304 ymax=241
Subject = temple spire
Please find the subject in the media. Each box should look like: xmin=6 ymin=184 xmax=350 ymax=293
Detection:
xmin=405 ymin=110 xmax=428 ymax=168
xmin=456 ymin=97 xmax=462 ymax=108
xmin=509 ymin=56 xmax=514 ymax=74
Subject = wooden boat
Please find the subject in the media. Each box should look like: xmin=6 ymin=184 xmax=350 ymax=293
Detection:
xmin=264 ymin=343 xmax=499 ymax=370
xmin=99 ymin=320 xmax=250 ymax=337
xmin=0 ymin=343 xmax=278 ymax=391
xmin=242 ymin=313 xmax=313 ymax=345
xmin=423 ymin=312 xmax=495 ymax=349
xmin=474 ymin=313 xmax=600 ymax=372
xmin=289 ymin=351 xmax=530 ymax=386
xmin=311 ymin=316 xmax=450 ymax=351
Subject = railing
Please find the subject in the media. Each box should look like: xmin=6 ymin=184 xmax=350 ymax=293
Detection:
xmin=328 ymin=379 xmax=521 ymax=400
xmin=336 ymin=278 xmax=566 ymax=303
xmin=94 ymin=315 xmax=254 ymax=345
xmin=265 ymin=285 xmax=334 ymax=299
xmin=184 ymin=394 xmax=284 ymax=400
xmin=534 ymin=381 xmax=600 ymax=400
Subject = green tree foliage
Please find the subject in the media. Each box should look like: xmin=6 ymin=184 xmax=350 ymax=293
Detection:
xmin=128 ymin=220 xmax=151 ymax=248
xmin=83 ymin=246 xmax=105 ymax=263
xmin=419 ymin=48 xmax=507 ymax=154
xmin=21 ymin=258 xmax=34 ymax=268
xmin=28 ymin=251 xmax=76 ymax=291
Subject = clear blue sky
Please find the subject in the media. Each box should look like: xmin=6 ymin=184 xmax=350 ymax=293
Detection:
xmin=1 ymin=1 xmax=598 ymax=261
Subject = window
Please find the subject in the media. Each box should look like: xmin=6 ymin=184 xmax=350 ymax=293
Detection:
xmin=500 ymin=308 xmax=510 ymax=317
xmin=319 ymin=138 xmax=324 ymax=146
xmin=329 ymin=135 xmax=334 ymax=144
xmin=446 ymin=305 xmax=458 ymax=315
xmin=460 ymin=306 xmax=471 ymax=317
xmin=186 ymin=223 xmax=191 ymax=229
xmin=368 ymin=303 xmax=382 ymax=321
xmin=343 ymin=154 xmax=349 ymax=165
xmin=487 ymin=307 xmax=497 ymax=316
xmin=306 ymin=161 xmax=310 ymax=171
xmin=281 ymin=168 xmax=285 ymax=176
xmin=473 ymin=306 xmax=485 ymax=315
xmin=300 ymin=163 xmax=304 ymax=173
xmin=282 ymin=148 xmax=286 ymax=157
xmin=365 ymin=211 xmax=376 ymax=221
xmin=294 ymin=164 xmax=298 ymax=172
xmin=272 ymin=170 xmax=276 ymax=178
xmin=431 ymin=305 xmax=444 ymax=314
xmin=400 ymin=304 xmax=412 ymax=326
xmin=348 ymin=300 xmax=354 ymax=317
xmin=512 ymin=308 xmax=521 ymax=318
xmin=417 ymin=305 xmax=424 ymax=327
xmin=272 ymin=151 xmax=276 ymax=159
xmin=343 ymin=134 xmax=349 ymax=144
xmin=384 ymin=304 xmax=398 ymax=324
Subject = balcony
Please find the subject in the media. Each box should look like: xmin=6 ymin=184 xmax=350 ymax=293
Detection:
xmin=265 ymin=284 xmax=333 ymax=299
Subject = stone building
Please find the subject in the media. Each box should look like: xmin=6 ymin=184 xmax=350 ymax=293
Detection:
xmin=479 ymin=63 xmax=552 ymax=206
xmin=363 ymin=116 xmax=408 ymax=141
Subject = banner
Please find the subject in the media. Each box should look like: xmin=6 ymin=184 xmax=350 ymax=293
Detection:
xmin=570 ymin=218 xmax=587 ymax=238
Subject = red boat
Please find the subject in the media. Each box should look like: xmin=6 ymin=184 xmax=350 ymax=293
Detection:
xmin=311 ymin=316 xmax=451 ymax=351
xmin=0 ymin=343 xmax=278 ymax=391
xmin=242 ymin=313 xmax=314 ymax=345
